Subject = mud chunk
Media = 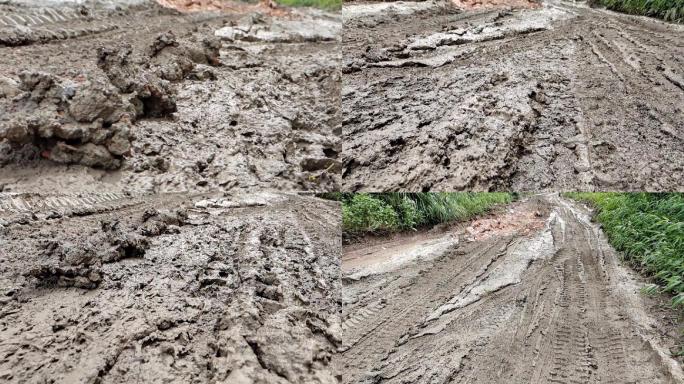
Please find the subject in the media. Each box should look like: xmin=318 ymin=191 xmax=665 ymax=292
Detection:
xmin=48 ymin=142 xmax=121 ymax=170
xmin=0 ymin=70 xmax=137 ymax=169
xmin=0 ymin=120 xmax=32 ymax=144
xmin=106 ymin=123 xmax=132 ymax=156
xmin=53 ymin=124 xmax=87 ymax=140
xmin=148 ymin=31 xmax=179 ymax=56
xmin=148 ymin=33 xmax=222 ymax=82
xmin=18 ymin=71 xmax=58 ymax=101
xmin=97 ymin=44 xmax=177 ymax=118
xmin=0 ymin=76 xmax=20 ymax=98
xmin=187 ymin=64 xmax=217 ymax=81
xmin=68 ymin=78 xmax=131 ymax=124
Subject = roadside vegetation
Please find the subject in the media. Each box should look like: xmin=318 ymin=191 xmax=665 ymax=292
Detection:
xmin=591 ymin=0 xmax=684 ymax=23
xmin=566 ymin=193 xmax=684 ymax=308
xmin=326 ymin=193 xmax=514 ymax=234
xmin=275 ymin=0 xmax=342 ymax=10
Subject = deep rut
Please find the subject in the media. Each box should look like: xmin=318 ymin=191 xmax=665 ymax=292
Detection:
xmin=341 ymin=195 xmax=683 ymax=383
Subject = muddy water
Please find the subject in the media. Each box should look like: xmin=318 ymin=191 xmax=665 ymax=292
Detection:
xmin=0 ymin=192 xmax=341 ymax=383
xmin=340 ymin=195 xmax=684 ymax=383
xmin=342 ymin=0 xmax=684 ymax=191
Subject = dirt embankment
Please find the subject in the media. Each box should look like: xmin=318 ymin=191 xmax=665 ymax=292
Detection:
xmin=340 ymin=195 xmax=684 ymax=383
xmin=0 ymin=192 xmax=342 ymax=383
xmin=0 ymin=0 xmax=341 ymax=193
xmin=341 ymin=0 xmax=684 ymax=191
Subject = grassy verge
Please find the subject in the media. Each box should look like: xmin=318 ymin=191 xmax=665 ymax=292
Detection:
xmin=323 ymin=193 xmax=514 ymax=234
xmin=275 ymin=0 xmax=342 ymax=10
xmin=565 ymin=193 xmax=684 ymax=307
xmin=591 ymin=0 xmax=684 ymax=23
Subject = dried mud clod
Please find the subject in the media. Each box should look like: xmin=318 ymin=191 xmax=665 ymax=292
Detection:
xmin=0 ymin=31 xmax=221 ymax=170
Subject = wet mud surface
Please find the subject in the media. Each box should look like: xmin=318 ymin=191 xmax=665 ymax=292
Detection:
xmin=0 ymin=0 xmax=341 ymax=193
xmin=0 ymin=192 xmax=341 ymax=383
xmin=342 ymin=0 xmax=684 ymax=191
xmin=340 ymin=195 xmax=684 ymax=383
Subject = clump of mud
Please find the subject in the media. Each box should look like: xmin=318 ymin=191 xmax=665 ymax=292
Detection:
xmin=25 ymin=207 xmax=187 ymax=289
xmin=0 ymin=31 xmax=221 ymax=169
xmin=97 ymin=31 xmax=221 ymax=116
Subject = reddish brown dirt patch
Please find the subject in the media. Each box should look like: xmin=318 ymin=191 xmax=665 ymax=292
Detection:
xmin=451 ymin=0 xmax=540 ymax=10
xmin=465 ymin=204 xmax=546 ymax=241
xmin=156 ymin=0 xmax=290 ymax=16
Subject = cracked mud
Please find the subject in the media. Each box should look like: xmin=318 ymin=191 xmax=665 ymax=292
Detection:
xmin=342 ymin=0 xmax=684 ymax=191
xmin=0 ymin=0 xmax=341 ymax=193
xmin=0 ymin=192 xmax=341 ymax=383
xmin=340 ymin=195 xmax=684 ymax=383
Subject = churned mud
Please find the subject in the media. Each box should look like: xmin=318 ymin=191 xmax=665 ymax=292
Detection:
xmin=0 ymin=192 xmax=341 ymax=383
xmin=340 ymin=195 xmax=684 ymax=383
xmin=342 ymin=0 xmax=684 ymax=191
xmin=0 ymin=0 xmax=341 ymax=193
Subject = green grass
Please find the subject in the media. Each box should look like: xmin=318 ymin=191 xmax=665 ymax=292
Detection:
xmin=331 ymin=193 xmax=514 ymax=234
xmin=275 ymin=0 xmax=341 ymax=10
xmin=565 ymin=193 xmax=684 ymax=308
xmin=591 ymin=0 xmax=684 ymax=23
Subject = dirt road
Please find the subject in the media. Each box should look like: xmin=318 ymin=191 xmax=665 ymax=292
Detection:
xmin=0 ymin=0 xmax=340 ymax=193
xmin=340 ymin=195 xmax=683 ymax=383
xmin=0 ymin=192 xmax=341 ymax=383
xmin=342 ymin=0 xmax=684 ymax=192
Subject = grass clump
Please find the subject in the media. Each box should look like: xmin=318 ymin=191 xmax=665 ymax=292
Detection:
xmin=276 ymin=0 xmax=341 ymax=10
xmin=592 ymin=0 xmax=684 ymax=23
xmin=565 ymin=193 xmax=684 ymax=307
xmin=337 ymin=193 xmax=514 ymax=234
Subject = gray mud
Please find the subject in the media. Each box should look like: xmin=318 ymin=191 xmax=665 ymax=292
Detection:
xmin=0 ymin=1 xmax=341 ymax=193
xmin=342 ymin=0 xmax=684 ymax=191
xmin=340 ymin=195 xmax=684 ymax=383
xmin=0 ymin=192 xmax=341 ymax=383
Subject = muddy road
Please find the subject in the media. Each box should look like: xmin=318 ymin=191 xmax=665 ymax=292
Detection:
xmin=340 ymin=195 xmax=684 ymax=383
xmin=0 ymin=0 xmax=341 ymax=193
xmin=0 ymin=192 xmax=341 ymax=383
xmin=342 ymin=1 xmax=684 ymax=192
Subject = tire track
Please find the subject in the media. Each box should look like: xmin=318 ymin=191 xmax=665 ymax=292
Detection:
xmin=341 ymin=195 xmax=683 ymax=383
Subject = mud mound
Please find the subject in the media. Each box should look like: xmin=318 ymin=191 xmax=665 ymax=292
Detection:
xmin=0 ymin=71 xmax=135 ymax=169
xmin=0 ymin=193 xmax=341 ymax=383
xmin=0 ymin=31 xmax=220 ymax=169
